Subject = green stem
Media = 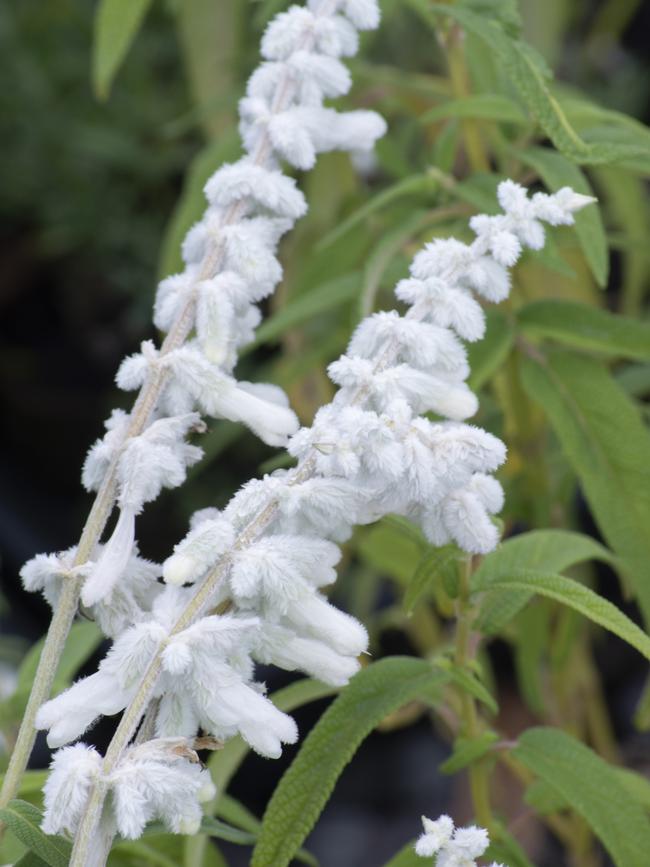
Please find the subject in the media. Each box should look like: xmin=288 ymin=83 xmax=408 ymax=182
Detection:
xmin=454 ymin=556 xmax=494 ymax=831
xmin=444 ymin=24 xmax=489 ymax=173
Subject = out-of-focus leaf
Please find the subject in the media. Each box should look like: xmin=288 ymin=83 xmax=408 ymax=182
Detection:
xmin=317 ymin=174 xmax=438 ymax=250
xmin=515 ymin=728 xmax=650 ymax=866
xmin=92 ymin=0 xmax=154 ymax=99
xmin=519 ymin=299 xmax=650 ymax=359
xmin=176 ymin=0 xmax=241 ymax=140
xmin=244 ymin=273 xmax=360 ymax=352
xmin=420 ymin=93 xmax=527 ymax=124
xmin=251 ymin=659 xmax=448 ymax=867
xmin=403 ymin=545 xmax=460 ymax=614
xmin=517 ymin=147 xmax=607 ymax=286
xmin=467 ymin=308 xmax=514 ymax=390
xmin=520 ymin=351 xmax=650 ymax=622
xmin=439 ymin=731 xmax=498 ymax=774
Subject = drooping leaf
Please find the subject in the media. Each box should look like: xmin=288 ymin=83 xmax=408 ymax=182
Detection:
xmin=517 ymin=147 xmax=608 ymax=286
xmin=92 ymin=0 xmax=155 ymax=100
xmin=0 ymin=802 xmax=70 ymax=867
xmin=519 ymin=299 xmax=650 ymax=360
xmin=514 ymin=728 xmax=650 ymax=867
xmin=251 ymin=658 xmax=448 ymax=867
xmin=520 ymin=351 xmax=650 ymax=622
xmin=473 ymin=568 xmax=650 ymax=660
xmin=473 ymin=528 xmax=615 ymax=634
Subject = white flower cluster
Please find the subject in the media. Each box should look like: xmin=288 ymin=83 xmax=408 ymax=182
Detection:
xmin=42 ymin=738 xmax=217 ymax=840
xmin=21 ymin=0 xmax=384 ymax=621
xmin=414 ymin=814 xmax=504 ymax=867
xmin=37 ymin=179 xmax=594 ymax=844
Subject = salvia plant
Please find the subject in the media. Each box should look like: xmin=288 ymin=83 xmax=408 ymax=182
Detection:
xmin=1 ymin=1 xmax=649 ymax=866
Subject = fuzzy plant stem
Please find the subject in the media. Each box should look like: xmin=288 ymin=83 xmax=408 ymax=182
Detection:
xmin=0 ymin=7 xmax=332 ymax=814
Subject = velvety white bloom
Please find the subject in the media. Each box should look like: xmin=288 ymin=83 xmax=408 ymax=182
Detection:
xmin=415 ymin=814 xmax=455 ymax=857
xmin=81 ymin=413 xmax=203 ymax=607
xmin=157 ymin=614 xmax=298 ymax=758
xmin=163 ymin=514 xmax=235 ymax=586
xmin=395 ymin=279 xmax=486 ymax=342
xmin=42 ymin=739 xmax=217 ymax=839
xmin=261 ymin=7 xmax=359 ymax=60
xmin=419 ymin=473 xmax=505 ymax=554
xmin=36 ymin=616 xmax=169 ymax=747
xmin=315 ymin=0 xmax=381 ymax=30
xmin=414 ymin=815 xmax=504 ymax=866
xmin=42 ymin=744 xmax=102 ymax=836
xmin=21 ymin=544 xmax=161 ymax=637
xmin=204 ymin=162 xmax=307 ymax=219
xmin=328 ymin=356 xmax=478 ymax=420
xmin=255 ymin=621 xmax=362 ymax=686
xmin=240 ymin=101 xmax=386 ymax=170
xmin=165 ymin=345 xmax=299 ymax=446
xmin=349 ymin=311 xmax=469 ymax=375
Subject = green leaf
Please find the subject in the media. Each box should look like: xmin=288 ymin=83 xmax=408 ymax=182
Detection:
xmin=251 ymin=658 xmax=448 ymax=867
xmin=520 ymin=351 xmax=650 ymax=622
xmin=12 ymin=855 xmax=49 ymax=867
xmin=517 ymin=147 xmax=607 ymax=286
xmin=244 ymin=273 xmax=360 ymax=352
xmin=519 ymin=300 xmax=650 ymax=360
xmin=514 ymin=728 xmax=650 ymax=867
xmin=403 ymin=545 xmax=460 ymax=614
xmin=439 ymin=731 xmax=498 ymax=774
xmin=413 ymin=2 xmax=591 ymax=160
xmin=473 ymin=568 xmax=650 ymax=660
xmin=0 ymin=801 xmax=70 ymax=867
xmin=199 ymin=817 xmax=256 ymax=846
xmin=434 ymin=660 xmax=498 ymax=715
xmin=420 ymin=93 xmax=527 ymax=125
xmin=216 ymin=796 xmax=318 ymax=867
xmin=467 ymin=308 xmax=514 ymax=390
xmin=317 ymin=174 xmax=438 ymax=250
xmin=473 ymin=528 xmax=615 ymax=634
xmin=92 ymin=0 xmax=154 ymax=100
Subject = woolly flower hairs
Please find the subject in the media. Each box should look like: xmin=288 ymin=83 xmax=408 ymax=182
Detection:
xmin=38 ymin=180 xmax=594 ymax=854
xmin=415 ymin=814 xmax=505 ymax=867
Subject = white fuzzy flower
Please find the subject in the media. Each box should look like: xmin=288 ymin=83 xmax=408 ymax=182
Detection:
xmin=414 ymin=815 xmax=504 ymax=866
xmin=163 ymin=514 xmax=235 ymax=586
xmin=42 ymin=738 xmax=218 ymax=840
xmin=204 ymin=162 xmax=307 ymax=219
xmin=415 ymin=814 xmax=454 ymax=857
xmin=21 ymin=543 xmax=161 ymax=637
